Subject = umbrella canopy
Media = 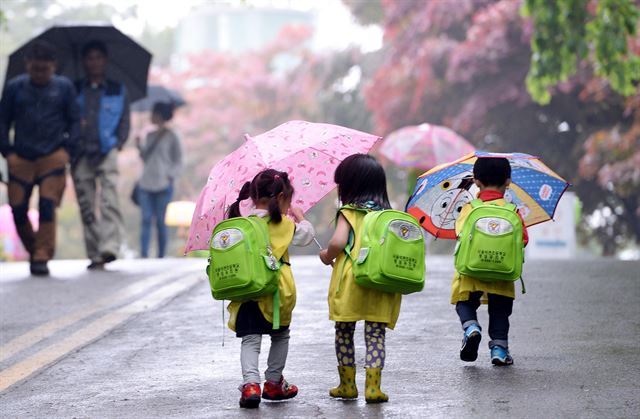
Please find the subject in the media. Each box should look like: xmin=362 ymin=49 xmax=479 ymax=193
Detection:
xmin=379 ymin=123 xmax=475 ymax=170
xmin=131 ymin=85 xmax=186 ymax=112
xmin=185 ymin=120 xmax=381 ymax=252
xmin=406 ymin=151 xmax=570 ymax=239
xmin=5 ymin=25 xmax=151 ymax=101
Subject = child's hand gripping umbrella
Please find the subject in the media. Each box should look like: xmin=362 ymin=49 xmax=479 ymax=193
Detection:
xmin=185 ymin=120 xmax=382 ymax=253
xmin=406 ymin=151 xmax=570 ymax=239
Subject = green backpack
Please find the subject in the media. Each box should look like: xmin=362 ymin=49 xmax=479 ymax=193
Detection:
xmin=454 ymin=199 xmax=524 ymax=282
xmin=207 ymin=216 xmax=282 ymax=328
xmin=346 ymin=208 xmax=426 ymax=294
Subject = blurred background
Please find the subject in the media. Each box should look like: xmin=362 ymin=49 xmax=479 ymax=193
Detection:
xmin=0 ymin=0 xmax=638 ymax=260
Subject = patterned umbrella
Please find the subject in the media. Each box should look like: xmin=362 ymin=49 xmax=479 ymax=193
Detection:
xmin=185 ymin=120 xmax=381 ymax=252
xmin=406 ymin=151 xmax=570 ymax=239
xmin=379 ymin=123 xmax=475 ymax=170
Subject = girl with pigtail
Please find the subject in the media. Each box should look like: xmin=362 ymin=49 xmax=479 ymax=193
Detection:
xmin=226 ymin=169 xmax=316 ymax=409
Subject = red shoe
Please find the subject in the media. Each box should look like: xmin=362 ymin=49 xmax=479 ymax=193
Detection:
xmin=262 ymin=377 xmax=298 ymax=401
xmin=239 ymin=383 xmax=261 ymax=408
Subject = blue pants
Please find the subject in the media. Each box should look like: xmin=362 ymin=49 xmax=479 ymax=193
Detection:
xmin=455 ymin=291 xmax=513 ymax=349
xmin=138 ymin=185 xmax=172 ymax=258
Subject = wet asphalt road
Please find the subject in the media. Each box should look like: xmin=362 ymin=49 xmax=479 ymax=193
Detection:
xmin=0 ymin=256 xmax=638 ymax=418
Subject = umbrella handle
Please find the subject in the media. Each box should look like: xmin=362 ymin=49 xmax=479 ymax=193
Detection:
xmin=313 ymin=237 xmax=323 ymax=250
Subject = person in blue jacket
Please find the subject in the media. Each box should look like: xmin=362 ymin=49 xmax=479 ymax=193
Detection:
xmin=0 ymin=40 xmax=80 ymax=275
xmin=71 ymin=40 xmax=131 ymax=270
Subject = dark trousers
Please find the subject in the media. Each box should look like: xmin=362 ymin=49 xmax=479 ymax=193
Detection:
xmin=455 ymin=291 xmax=513 ymax=348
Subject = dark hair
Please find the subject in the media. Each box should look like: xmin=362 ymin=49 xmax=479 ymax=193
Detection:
xmin=25 ymin=40 xmax=56 ymax=62
xmin=473 ymin=157 xmax=512 ymax=187
xmin=152 ymin=102 xmax=174 ymax=121
xmin=334 ymin=154 xmax=391 ymax=209
xmin=81 ymin=40 xmax=108 ymax=58
xmin=227 ymin=169 xmax=294 ymax=223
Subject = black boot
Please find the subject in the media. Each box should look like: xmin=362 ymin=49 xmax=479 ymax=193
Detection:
xmin=30 ymin=261 xmax=50 ymax=276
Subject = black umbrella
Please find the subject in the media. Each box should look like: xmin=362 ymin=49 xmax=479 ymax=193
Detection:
xmin=5 ymin=24 xmax=152 ymax=101
xmin=131 ymin=85 xmax=186 ymax=112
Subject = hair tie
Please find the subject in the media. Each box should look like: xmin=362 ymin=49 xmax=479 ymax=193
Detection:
xmin=274 ymin=174 xmax=281 ymax=181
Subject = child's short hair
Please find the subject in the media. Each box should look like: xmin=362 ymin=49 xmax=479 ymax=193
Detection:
xmin=334 ymin=154 xmax=391 ymax=209
xmin=25 ymin=40 xmax=56 ymax=62
xmin=152 ymin=102 xmax=174 ymax=122
xmin=473 ymin=157 xmax=512 ymax=187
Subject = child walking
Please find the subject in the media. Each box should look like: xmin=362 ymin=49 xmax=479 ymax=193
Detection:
xmin=226 ymin=169 xmax=315 ymax=408
xmin=319 ymin=154 xmax=400 ymax=403
xmin=453 ymin=157 xmax=528 ymax=366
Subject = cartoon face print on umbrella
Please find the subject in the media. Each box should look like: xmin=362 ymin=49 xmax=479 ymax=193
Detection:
xmin=504 ymin=188 xmax=531 ymax=221
xmin=407 ymin=171 xmax=477 ymax=239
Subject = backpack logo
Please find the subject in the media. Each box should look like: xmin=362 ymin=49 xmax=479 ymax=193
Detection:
xmin=220 ymin=232 xmax=231 ymax=247
xmin=400 ymin=225 xmax=410 ymax=239
xmin=488 ymin=220 xmax=500 ymax=234
xmin=212 ymin=228 xmax=243 ymax=249
xmin=476 ymin=217 xmax=513 ymax=236
xmin=389 ymin=220 xmax=421 ymax=241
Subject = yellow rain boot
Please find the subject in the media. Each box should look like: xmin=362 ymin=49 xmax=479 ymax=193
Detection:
xmin=329 ymin=366 xmax=358 ymax=399
xmin=365 ymin=368 xmax=388 ymax=403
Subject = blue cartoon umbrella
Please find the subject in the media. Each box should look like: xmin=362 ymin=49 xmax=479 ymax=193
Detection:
xmin=406 ymin=151 xmax=570 ymax=239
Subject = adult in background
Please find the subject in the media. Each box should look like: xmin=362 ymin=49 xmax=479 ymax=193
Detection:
xmin=135 ymin=102 xmax=182 ymax=258
xmin=0 ymin=40 xmax=80 ymax=276
xmin=72 ymin=40 xmax=130 ymax=270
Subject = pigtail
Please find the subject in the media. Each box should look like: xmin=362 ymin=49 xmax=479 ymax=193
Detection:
xmin=268 ymin=197 xmax=283 ymax=223
xmin=227 ymin=181 xmax=251 ymax=219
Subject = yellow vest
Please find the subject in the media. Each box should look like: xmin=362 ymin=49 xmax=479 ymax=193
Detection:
xmin=328 ymin=208 xmax=402 ymax=329
xmin=227 ymin=216 xmax=296 ymax=330
xmin=450 ymin=198 xmax=516 ymax=304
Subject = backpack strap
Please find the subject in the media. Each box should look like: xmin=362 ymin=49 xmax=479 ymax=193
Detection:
xmin=470 ymin=198 xmax=483 ymax=209
xmin=272 ymin=288 xmax=280 ymax=329
xmin=335 ymin=207 xmax=360 ymax=293
xmin=248 ymin=214 xmax=282 ymax=330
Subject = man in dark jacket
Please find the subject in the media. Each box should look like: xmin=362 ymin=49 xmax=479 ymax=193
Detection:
xmin=72 ymin=40 xmax=130 ymax=270
xmin=0 ymin=40 xmax=80 ymax=275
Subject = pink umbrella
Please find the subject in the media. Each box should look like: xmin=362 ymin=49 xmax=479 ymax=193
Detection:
xmin=379 ymin=123 xmax=475 ymax=170
xmin=185 ymin=120 xmax=381 ymax=252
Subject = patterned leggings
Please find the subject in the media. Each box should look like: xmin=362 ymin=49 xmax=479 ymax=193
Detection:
xmin=335 ymin=321 xmax=386 ymax=369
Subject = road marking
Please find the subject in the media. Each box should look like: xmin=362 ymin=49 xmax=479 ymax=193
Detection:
xmin=0 ymin=273 xmax=202 ymax=392
xmin=0 ymin=267 xmax=201 ymax=363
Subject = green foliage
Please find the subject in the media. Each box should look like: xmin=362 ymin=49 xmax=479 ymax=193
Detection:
xmin=522 ymin=0 xmax=589 ymax=104
xmin=523 ymin=0 xmax=640 ymax=104
xmin=589 ymin=0 xmax=640 ymax=95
